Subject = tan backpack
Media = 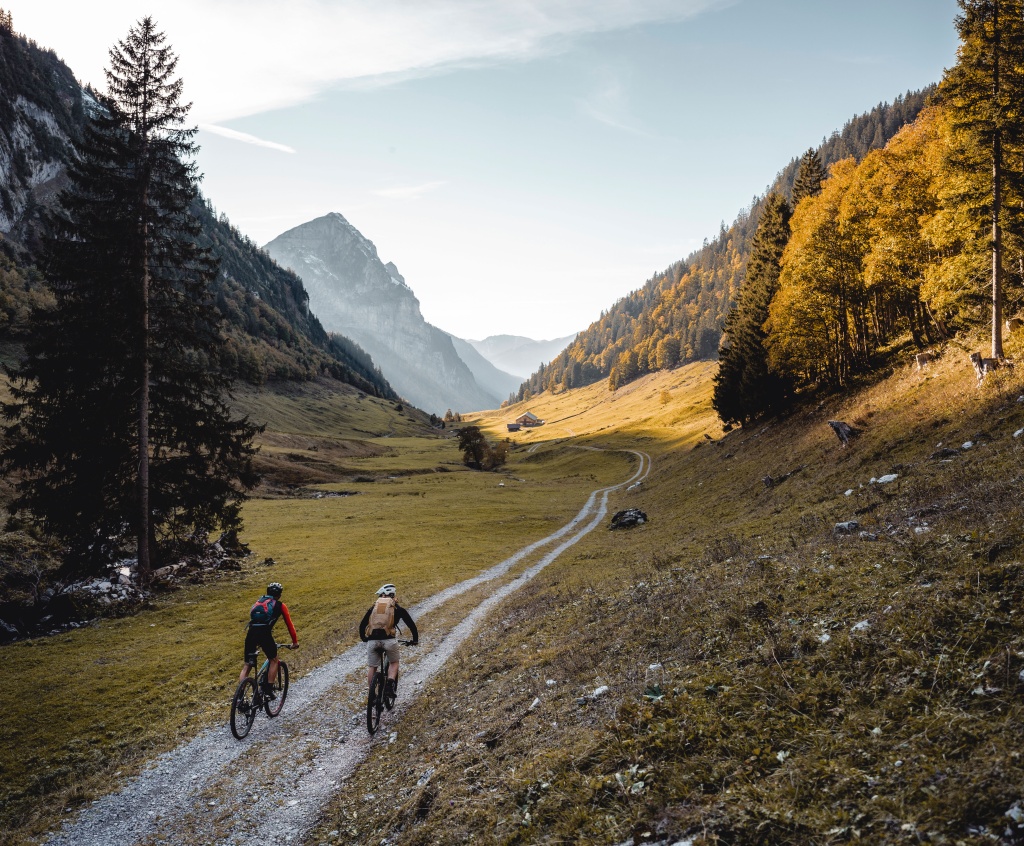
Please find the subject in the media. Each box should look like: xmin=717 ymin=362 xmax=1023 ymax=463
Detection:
xmin=366 ymin=596 xmax=397 ymax=637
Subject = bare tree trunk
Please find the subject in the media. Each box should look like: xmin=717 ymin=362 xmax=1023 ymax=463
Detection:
xmin=138 ymin=181 xmax=151 ymax=584
xmin=992 ymin=1 xmax=1005 ymax=360
xmin=993 ymin=132 xmax=1004 ymax=359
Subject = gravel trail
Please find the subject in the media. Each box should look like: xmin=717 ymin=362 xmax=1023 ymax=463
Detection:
xmin=44 ymin=450 xmax=651 ymax=846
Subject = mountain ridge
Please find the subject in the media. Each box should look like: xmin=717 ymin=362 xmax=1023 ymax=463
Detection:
xmin=468 ymin=333 xmax=578 ymax=381
xmin=514 ymin=88 xmax=935 ymax=399
xmin=263 ymin=211 xmax=503 ymax=415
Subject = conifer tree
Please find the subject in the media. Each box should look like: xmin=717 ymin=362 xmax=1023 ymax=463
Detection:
xmin=2 ymin=19 xmax=260 ymax=580
xmin=939 ymin=0 xmax=1024 ymax=358
xmin=791 ymin=148 xmax=827 ymax=206
xmin=712 ymin=193 xmax=793 ymax=425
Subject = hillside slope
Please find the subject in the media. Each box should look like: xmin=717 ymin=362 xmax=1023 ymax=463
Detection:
xmin=313 ymin=339 xmax=1024 ymax=845
xmin=0 ymin=23 xmax=395 ymax=397
xmin=514 ymin=89 xmax=933 ymax=399
xmin=447 ymin=333 xmax=524 ymax=404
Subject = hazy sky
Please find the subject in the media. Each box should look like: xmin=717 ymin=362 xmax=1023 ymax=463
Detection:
xmin=9 ymin=1 xmax=959 ymax=340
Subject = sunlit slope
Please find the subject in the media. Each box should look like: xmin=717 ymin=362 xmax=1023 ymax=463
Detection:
xmin=315 ymin=341 xmax=1024 ymax=845
xmin=470 ymin=360 xmax=720 ymax=453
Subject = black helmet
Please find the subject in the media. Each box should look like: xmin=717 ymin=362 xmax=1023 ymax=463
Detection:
xmin=267 ymin=582 xmax=283 ymax=598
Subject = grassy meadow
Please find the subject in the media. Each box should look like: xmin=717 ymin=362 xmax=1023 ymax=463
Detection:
xmin=8 ymin=344 xmax=1024 ymax=846
xmin=0 ymin=378 xmax=634 ymax=845
xmin=310 ymin=345 xmax=1024 ymax=846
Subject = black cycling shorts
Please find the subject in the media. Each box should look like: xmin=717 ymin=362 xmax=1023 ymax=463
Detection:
xmin=244 ymin=624 xmax=278 ymax=663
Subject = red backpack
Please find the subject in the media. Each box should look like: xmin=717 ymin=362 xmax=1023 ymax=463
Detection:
xmin=250 ymin=595 xmax=277 ymax=625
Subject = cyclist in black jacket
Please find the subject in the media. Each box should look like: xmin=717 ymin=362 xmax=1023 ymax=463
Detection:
xmin=359 ymin=583 xmax=418 ymax=700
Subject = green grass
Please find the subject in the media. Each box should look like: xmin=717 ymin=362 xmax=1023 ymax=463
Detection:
xmin=12 ymin=348 xmax=1024 ymax=846
xmin=0 ymin=417 xmax=632 ymax=845
xmin=231 ymin=377 xmax=433 ymax=440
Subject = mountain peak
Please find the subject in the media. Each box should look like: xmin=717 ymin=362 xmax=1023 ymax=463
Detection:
xmin=264 ymin=213 xmax=498 ymax=414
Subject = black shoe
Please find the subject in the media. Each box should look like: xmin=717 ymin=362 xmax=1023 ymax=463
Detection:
xmin=384 ymin=678 xmax=397 ymax=699
xmin=262 ymin=684 xmax=276 ymax=700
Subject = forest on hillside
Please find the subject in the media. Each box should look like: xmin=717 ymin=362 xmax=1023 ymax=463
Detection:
xmin=511 ymin=89 xmax=934 ymax=403
xmin=0 ymin=15 xmax=395 ymax=398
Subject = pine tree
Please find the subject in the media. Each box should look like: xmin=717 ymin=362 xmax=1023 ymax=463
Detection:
xmin=791 ymin=148 xmax=827 ymax=207
xmin=939 ymin=0 xmax=1024 ymax=358
xmin=712 ymin=193 xmax=793 ymax=425
xmin=2 ymin=18 xmax=260 ymax=580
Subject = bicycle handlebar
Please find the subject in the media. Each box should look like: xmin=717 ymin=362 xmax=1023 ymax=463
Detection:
xmin=277 ymin=643 xmax=298 ymax=649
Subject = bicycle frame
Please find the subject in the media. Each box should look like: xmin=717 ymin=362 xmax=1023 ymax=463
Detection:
xmin=231 ymin=642 xmax=292 ymax=740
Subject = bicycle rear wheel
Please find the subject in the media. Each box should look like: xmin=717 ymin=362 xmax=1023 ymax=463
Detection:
xmin=264 ymin=661 xmax=289 ymax=717
xmin=367 ymin=671 xmax=384 ymax=735
xmin=230 ymin=677 xmax=257 ymax=739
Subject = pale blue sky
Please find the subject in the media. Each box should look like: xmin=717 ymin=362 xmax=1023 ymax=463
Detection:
xmin=11 ymin=1 xmax=959 ymax=339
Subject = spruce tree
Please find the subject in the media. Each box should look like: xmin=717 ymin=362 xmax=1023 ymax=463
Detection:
xmin=939 ymin=0 xmax=1024 ymax=358
xmin=712 ymin=193 xmax=793 ymax=426
xmin=791 ymin=148 xmax=827 ymax=207
xmin=2 ymin=18 xmax=260 ymax=580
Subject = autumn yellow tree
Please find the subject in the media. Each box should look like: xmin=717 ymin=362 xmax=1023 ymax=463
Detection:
xmin=858 ymin=112 xmax=943 ymax=343
xmin=767 ymin=159 xmax=870 ymax=388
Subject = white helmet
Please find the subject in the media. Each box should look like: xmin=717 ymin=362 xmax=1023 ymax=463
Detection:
xmin=377 ymin=583 xmax=396 ymax=598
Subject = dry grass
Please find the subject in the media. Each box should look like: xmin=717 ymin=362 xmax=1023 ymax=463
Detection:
xmin=310 ymin=351 xmax=1024 ymax=846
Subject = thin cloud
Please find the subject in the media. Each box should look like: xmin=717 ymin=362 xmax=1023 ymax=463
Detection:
xmin=578 ymin=78 xmax=661 ymax=138
xmin=200 ymin=124 xmax=296 ymax=153
xmin=11 ymin=0 xmax=734 ymax=123
xmin=373 ymin=181 xmax=446 ymax=200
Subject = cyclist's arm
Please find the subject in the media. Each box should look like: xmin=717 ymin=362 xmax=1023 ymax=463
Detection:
xmin=397 ymin=606 xmax=418 ymax=644
xmin=358 ymin=608 xmax=371 ymax=642
xmin=280 ymin=602 xmax=298 ymax=645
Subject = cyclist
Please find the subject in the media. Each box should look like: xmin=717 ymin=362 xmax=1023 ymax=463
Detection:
xmin=359 ymin=583 xmax=418 ymax=700
xmin=239 ymin=582 xmax=298 ymax=699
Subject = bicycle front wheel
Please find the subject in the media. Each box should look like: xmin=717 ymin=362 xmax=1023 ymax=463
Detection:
xmin=264 ymin=661 xmax=289 ymax=717
xmin=230 ymin=677 xmax=257 ymax=740
xmin=367 ymin=671 xmax=384 ymax=735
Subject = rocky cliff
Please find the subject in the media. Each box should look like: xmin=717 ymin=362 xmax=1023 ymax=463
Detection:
xmin=0 ymin=26 xmax=83 ymax=240
xmin=264 ymin=213 xmax=500 ymax=414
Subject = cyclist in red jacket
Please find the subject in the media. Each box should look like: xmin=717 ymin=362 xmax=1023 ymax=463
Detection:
xmin=239 ymin=582 xmax=298 ymax=699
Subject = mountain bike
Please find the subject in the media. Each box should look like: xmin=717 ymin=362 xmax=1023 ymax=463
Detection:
xmin=230 ymin=643 xmax=295 ymax=740
xmin=367 ymin=639 xmax=415 ymax=735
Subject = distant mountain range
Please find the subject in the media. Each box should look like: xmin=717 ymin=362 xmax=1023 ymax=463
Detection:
xmin=446 ymin=335 xmax=525 ymax=404
xmin=264 ymin=213 xmax=534 ymax=415
xmin=467 ymin=334 xmax=578 ymax=381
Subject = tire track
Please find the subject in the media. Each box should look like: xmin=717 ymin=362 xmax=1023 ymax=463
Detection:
xmin=44 ymin=449 xmax=651 ymax=846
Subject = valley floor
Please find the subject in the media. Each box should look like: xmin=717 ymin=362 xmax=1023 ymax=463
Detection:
xmin=40 ymin=451 xmax=650 ymax=846
xmin=8 ymin=352 xmax=1024 ymax=846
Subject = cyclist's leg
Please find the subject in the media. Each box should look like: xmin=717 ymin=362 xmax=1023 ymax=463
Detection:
xmin=384 ymin=639 xmax=400 ymax=693
xmin=239 ymin=628 xmax=259 ymax=683
xmin=367 ymin=640 xmax=384 ymax=686
xmin=386 ymin=639 xmax=400 ymax=680
xmin=255 ymin=627 xmax=278 ymax=689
